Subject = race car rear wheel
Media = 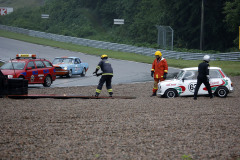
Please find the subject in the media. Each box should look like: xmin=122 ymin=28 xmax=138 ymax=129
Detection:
xmin=67 ymin=69 xmax=72 ymax=78
xmin=164 ymin=89 xmax=178 ymax=98
xmin=215 ymin=86 xmax=228 ymax=98
xmin=81 ymin=68 xmax=86 ymax=77
xmin=43 ymin=75 xmax=52 ymax=87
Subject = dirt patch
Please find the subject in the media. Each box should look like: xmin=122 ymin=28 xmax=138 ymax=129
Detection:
xmin=1 ymin=76 xmax=240 ymax=159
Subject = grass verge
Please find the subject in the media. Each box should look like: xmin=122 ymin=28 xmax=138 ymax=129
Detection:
xmin=0 ymin=30 xmax=239 ymax=76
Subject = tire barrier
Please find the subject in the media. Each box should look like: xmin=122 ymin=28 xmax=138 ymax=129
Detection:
xmin=0 ymin=70 xmax=8 ymax=97
xmin=0 ymin=75 xmax=28 ymax=97
xmin=6 ymin=79 xmax=28 ymax=95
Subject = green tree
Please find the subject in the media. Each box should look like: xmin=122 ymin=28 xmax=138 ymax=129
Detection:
xmin=223 ymin=0 xmax=240 ymax=46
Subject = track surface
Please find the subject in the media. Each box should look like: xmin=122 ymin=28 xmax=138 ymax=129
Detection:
xmin=0 ymin=37 xmax=179 ymax=88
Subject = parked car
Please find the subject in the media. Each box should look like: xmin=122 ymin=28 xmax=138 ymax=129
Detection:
xmin=157 ymin=67 xmax=234 ymax=98
xmin=52 ymin=57 xmax=89 ymax=78
xmin=0 ymin=54 xmax=56 ymax=87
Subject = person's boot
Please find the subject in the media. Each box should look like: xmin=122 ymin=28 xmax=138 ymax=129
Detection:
xmin=151 ymin=92 xmax=156 ymax=97
xmin=94 ymin=93 xmax=99 ymax=97
xmin=109 ymin=92 xmax=113 ymax=97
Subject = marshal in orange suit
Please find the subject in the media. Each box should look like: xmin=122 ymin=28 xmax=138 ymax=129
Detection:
xmin=151 ymin=51 xmax=168 ymax=96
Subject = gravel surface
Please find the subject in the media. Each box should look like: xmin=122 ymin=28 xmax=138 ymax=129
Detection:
xmin=1 ymin=76 xmax=240 ymax=159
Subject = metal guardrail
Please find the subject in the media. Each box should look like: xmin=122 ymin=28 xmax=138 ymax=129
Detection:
xmin=1 ymin=24 xmax=240 ymax=61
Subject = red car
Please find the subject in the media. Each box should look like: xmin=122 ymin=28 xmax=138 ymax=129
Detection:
xmin=0 ymin=54 xmax=56 ymax=87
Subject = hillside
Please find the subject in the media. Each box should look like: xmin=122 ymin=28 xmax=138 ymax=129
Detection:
xmin=0 ymin=0 xmax=239 ymax=52
xmin=0 ymin=0 xmax=43 ymax=9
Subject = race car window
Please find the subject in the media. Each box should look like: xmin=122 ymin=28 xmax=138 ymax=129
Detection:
xmin=74 ymin=58 xmax=81 ymax=64
xmin=27 ymin=61 xmax=35 ymax=69
xmin=52 ymin=58 xmax=72 ymax=64
xmin=52 ymin=58 xmax=62 ymax=64
xmin=61 ymin=58 xmax=73 ymax=64
xmin=176 ymin=70 xmax=185 ymax=80
xmin=0 ymin=62 xmax=25 ymax=70
xmin=43 ymin=61 xmax=53 ymax=67
xmin=183 ymin=70 xmax=197 ymax=80
xmin=35 ymin=61 xmax=45 ymax=68
xmin=209 ymin=70 xmax=221 ymax=78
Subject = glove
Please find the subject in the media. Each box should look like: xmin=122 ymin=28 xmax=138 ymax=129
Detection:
xmin=163 ymin=73 xmax=167 ymax=79
xmin=151 ymin=71 xmax=154 ymax=77
xmin=93 ymin=71 xmax=96 ymax=75
xmin=96 ymin=73 xmax=102 ymax=77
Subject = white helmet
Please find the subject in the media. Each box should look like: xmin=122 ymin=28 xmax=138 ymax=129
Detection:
xmin=203 ymin=55 xmax=210 ymax=62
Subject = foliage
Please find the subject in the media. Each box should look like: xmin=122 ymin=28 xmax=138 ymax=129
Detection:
xmin=0 ymin=0 xmax=239 ymax=52
xmin=223 ymin=0 xmax=240 ymax=46
xmin=181 ymin=154 xmax=193 ymax=160
xmin=0 ymin=0 xmax=43 ymax=9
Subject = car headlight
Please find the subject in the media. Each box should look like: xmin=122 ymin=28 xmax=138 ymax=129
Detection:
xmin=8 ymin=75 xmax=13 ymax=79
xmin=63 ymin=67 xmax=68 ymax=70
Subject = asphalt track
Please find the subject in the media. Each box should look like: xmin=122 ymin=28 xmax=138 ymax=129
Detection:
xmin=0 ymin=37 xmax=179 ymax=88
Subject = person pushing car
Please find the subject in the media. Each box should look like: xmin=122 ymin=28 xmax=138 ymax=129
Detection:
xmin=193 ymin=55 xmax=213 ymax=100
xmin=151 ymin=51 xmax=168 ymax=96
xmin=93 ymin=54 xmax=113 ymax=97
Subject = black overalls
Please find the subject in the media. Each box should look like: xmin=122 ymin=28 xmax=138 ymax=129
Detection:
xmin=194 ymin=61 xmax=213 ymax=99
xmin=95 ymin=59 xmax=113 ymax=96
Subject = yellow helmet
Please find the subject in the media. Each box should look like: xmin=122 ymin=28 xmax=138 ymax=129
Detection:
xmin=155 ymin=51 xmax=162 ymax=56
xmin=101 ymin=54 xmax=108 ymax=59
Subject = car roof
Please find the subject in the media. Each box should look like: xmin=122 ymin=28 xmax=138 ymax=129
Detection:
xmin=182 ymin=67 xmax=221 ymax=70
xmin=10 ymin=58 xmax=48 ymax=62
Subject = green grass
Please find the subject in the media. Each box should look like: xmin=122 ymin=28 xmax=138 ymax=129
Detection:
xmin=0 ymin=29 xmax=239 ymax=76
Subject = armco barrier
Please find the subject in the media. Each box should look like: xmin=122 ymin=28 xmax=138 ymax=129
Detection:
xmin=0 ymin=24 xmax=239 ymax=61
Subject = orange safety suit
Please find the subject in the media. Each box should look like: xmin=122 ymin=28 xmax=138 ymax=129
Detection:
xmin=151 ymin=58 xmax=168 ymax=93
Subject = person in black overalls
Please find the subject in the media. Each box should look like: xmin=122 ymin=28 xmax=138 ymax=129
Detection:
xmin=93 ymin=54 xmax=113 ymax=97
xmin=194 ymin=55 xmax=213 ymax=100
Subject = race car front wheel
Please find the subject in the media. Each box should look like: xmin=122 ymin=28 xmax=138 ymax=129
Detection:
xmin=67 ymin=69 xmax=72 ymax=78
xmin=81 ymin=68 xmax=86 ymax=77
xmin=215 ymin=86 xmax=228 ymax=98
xmin=43 ymin=75 xmax=52 ymax=87
xmin=164 ymin=89 xmax=178 ymax=98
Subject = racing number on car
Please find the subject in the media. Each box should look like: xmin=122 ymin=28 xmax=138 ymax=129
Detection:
xmin=188 ymin=82 xmax=197 ymax=93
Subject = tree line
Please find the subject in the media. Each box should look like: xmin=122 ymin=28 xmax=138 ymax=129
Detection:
xmin=0 ymin=0 xmax=239 ymax=52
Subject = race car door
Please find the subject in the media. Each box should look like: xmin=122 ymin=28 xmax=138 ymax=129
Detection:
xmin=73 ymin=58 xmax=81 ymax=74
xmin=34 ymin=61 xmax=46 ymax=83
xmin=180 ymin=70 xmax=198 ymax=96
xmin=26 ymin=61 xmax=40 ymax=83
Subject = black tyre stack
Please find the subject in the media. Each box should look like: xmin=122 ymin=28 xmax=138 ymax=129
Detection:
xmin=0 ymin=70 xmax=8 ymax=97
xmin=7 ymin=79 xmax=28 ymax=95
xmin=0 ymin=70 xmax=28 ymax=97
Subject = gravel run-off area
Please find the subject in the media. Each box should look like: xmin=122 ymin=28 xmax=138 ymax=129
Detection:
xmin=1 ymin=76 xmax=240 ymax=159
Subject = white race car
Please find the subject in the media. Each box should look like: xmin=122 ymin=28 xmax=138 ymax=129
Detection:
xmin=157 ymin=67 xmax=234 ymax=98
